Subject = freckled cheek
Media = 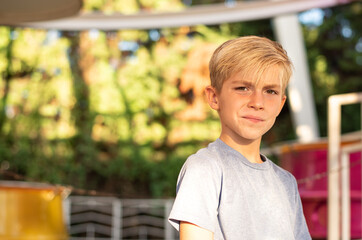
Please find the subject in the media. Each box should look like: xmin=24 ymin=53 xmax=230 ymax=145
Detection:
xmin=222 ymin=101 xmax=241 ymax=112
xmin=266 ymin=100 xmax=284 ymax=114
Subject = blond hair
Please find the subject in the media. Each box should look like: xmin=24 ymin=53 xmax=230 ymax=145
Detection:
xmin=209 ymin=36 xmax=292 ymax=93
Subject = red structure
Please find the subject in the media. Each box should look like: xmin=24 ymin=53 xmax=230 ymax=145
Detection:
xmin=279 ymin=141 xmax=362 ymax=239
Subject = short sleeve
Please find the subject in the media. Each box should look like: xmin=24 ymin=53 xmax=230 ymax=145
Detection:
xmin=291 ymin=176 xmax=312 ymax=240
xmin=168 ymin=153 xmax=222 ymax=233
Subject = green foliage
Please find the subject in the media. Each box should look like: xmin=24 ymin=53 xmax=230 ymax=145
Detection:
xmin=303 ymin=2 xmax=362 ymax=136
xmin=0 ymin=2 xmax=361 ymax=198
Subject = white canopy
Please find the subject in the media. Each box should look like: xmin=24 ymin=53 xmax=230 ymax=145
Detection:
xmin=0 ymin=0 xmax=353 ymax=30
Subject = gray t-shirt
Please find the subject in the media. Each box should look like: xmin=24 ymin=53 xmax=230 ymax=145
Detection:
xmin=169 ymin=139 xmax=311 ymax=240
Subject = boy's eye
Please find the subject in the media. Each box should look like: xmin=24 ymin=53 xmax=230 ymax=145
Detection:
xmin=235 ymin=87 xmax=248 ymax=91
xmin=266 ymin=89 xmax=278 ymax=95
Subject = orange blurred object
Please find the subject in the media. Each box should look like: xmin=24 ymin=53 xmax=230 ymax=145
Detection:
xmin=0 ymin=181 xmax=70 ymax=240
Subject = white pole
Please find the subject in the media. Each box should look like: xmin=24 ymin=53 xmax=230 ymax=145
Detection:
xmin=328 ymin=96 xmax=341 ymax=240
xmin=272 ymin=14 xmax=320 ymax=142
xmin=165 ymin=199 xmax=175 ymax=240
xmin=113 ymin=199 xmax=122 ymax=240
xmin=341 ymin=143 xmax=362 ymax=240
xmin=341 ymin=151 xmax=350 ymax=240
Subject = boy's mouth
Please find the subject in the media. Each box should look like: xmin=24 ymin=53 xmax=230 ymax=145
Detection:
xmin=242 ymin=115 xmax=264 ymax=123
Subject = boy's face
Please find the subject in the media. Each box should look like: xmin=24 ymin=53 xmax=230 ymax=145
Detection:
xmin=206 ymin=66 xmax=286 ymax=144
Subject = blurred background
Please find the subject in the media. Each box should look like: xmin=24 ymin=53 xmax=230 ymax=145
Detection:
xmin=0 ymin=0 xmax=361 ymax=239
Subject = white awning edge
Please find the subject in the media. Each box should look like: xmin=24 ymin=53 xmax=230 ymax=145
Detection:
xmin=1 ymin=0 xmax=354 ymax=30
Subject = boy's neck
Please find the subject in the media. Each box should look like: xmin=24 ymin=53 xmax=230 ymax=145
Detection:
xmin=219 ymin=135 xmax=263 ymax=163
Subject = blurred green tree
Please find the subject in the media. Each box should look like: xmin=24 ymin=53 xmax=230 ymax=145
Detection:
xmin=0 ymin=1 xmax=360 ymax=198
xmin=302 ymin=2 xmax=362 ymax=136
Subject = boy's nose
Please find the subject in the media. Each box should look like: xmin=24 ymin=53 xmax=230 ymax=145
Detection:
xmin=247 ymin=91 xmax=264 ymax=110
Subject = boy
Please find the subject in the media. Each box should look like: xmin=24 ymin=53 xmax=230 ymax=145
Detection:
xmin=168 ymin=36 xmax=311 ymax=240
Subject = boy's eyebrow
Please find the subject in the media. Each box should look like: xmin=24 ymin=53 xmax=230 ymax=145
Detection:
xmin=230 ymin=80 xmax=282 ymax=89
xmin=263 ymin=84 xmax=282 ymax=89
xmin=229 ymin=80 xmax=253 ymax=86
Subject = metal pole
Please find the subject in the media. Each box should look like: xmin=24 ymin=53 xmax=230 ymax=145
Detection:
xmin=341 ymin=143 xmax=362 ymax=240
xmin=341 ymin=151 xmax=350 ymax=240
xmin=328 ymin=96 xmax=341 ymax=240
xmin=164 ymin=199 xmax=175 ymax=240
xmin=113 ymin=198 xmax=122 ymax=240
xmin=63 ymin=197 xmax=71 ymax=232
xmin=272 ymin=14 xmax=320 ymax=143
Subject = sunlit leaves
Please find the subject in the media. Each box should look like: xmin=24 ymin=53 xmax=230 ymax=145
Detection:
xmin=12 ymin=29 xmax=46 ymax=65
xmin=139 ymin=0 xmax=184 ymax=11
xmin=1 ymin=0 xmax=359 ymax=197
xmin=313 ymin=55 xmax=338 ymax=97
xmin=0 ymin=28 xmax=11 ymax=74
xmin=38 ymin=37 xmax=71 ymax=76
xmin=112 ymin=0 xmax=140 ymax=14
xmin=302 ymin=2 xmax=362 ymax=136
xmin=82 ymin=0 xmax=107 ymax=12
xmin=133 ymin=115 xmax=166 ymax=145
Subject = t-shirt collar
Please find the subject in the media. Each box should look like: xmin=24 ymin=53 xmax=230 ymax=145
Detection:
xmin=214 ymin=138 xmax=271 ymax=170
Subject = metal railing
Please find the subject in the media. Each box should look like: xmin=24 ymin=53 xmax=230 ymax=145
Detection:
xmin=63 ymin=196 xmax=178 ymax=240
xmin=341 ymin=143 xmax=362 ymax=240
xmin=328 ymin=92 xmax=362 ymax=240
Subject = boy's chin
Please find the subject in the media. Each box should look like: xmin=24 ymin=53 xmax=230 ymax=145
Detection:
xmin=229 ymin=134 xmax=264 ymax=144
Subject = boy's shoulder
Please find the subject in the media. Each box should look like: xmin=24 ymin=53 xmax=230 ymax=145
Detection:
xmin=176 ymin=140 xmax=223 ymax=188
xmin=268 ymin=159 xmax=298 ymax=185
xmin=186 ymin=140 xmax=219 ymax=160
xmin=182 ymin=140 xmax=223 ymax=171
xmin=192 ymin=140 xmax=220 ymax=157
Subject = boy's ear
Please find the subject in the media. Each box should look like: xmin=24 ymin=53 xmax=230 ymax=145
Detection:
xmin=205 ymin=85 xmax=219 ymax=110
xmin=277 ymin=95 xmax=287 ymax=115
